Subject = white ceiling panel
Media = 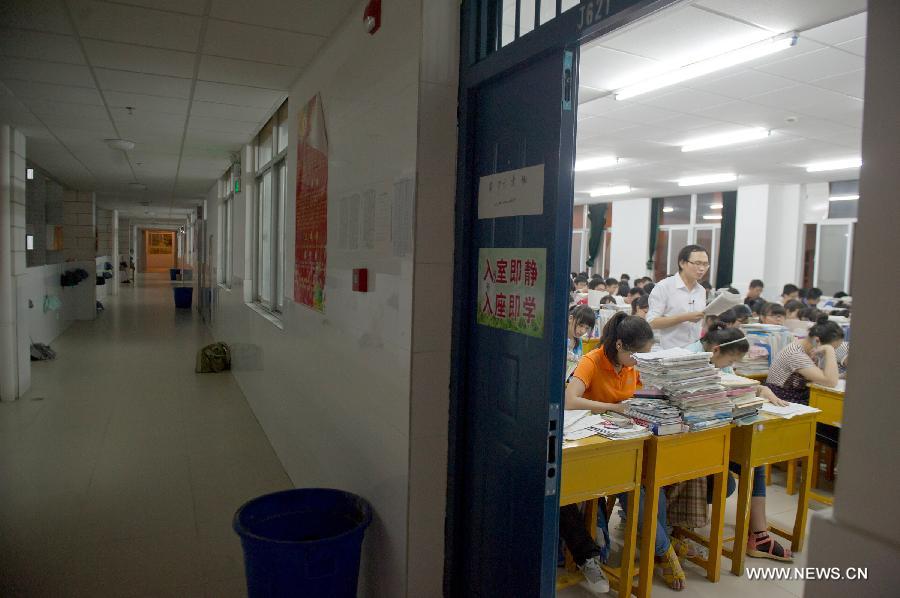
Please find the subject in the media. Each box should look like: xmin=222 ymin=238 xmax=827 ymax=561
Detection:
xmin=70 ymin=0 xmax=202 ymax=52
xmin=809 ymin=69 xmax=865 ymax=99
xmin=577 ymin=116 xmax=639 ymax=140
xmin=210 ymin=0 xmax=355 ymax=35
xmin=111 ymin=109 xmax=187 ymax=133
xmin=600 ymin=6 xmax=771 ymax=63
xmin=82 ymin=40 xmax=196 ymax=78
xmin=687 ymin=69 xmax=794 ymax=100
xmin=693 ymin=0 xmax=866 ymax=34
xmin=0 ymin=58 xmax=95 ymax=88
xmin=803 ymin=11 xmax=867 ymax=45
xmin=193 ymin=81 xmax=285 ymax=109
xmin=188 ymin=115 xmax=259 ymax=135
xmin=0 ymin=29 xmax=85 ymax=64
xmin=95 ymin=68 xmax=192 ymax=99
xmin=111 ymin=0 xmax=209 ymax=16
xmin=836 ymin=37 xmax=866 ymax=57
xmin=578 ymin=46 xmax=658 ymax=91
xmin=577 ymin=95 xmax=621 ymax=118
xmin=203 ymin=19 xmax=324 ymax=68
xmin=755 ymin=47 xmax=865 ymax=83
xmin=189 ymin=100 xmax=270 ymax=122
xmin=2 ymin=79 xmax=103 ymax=105
xmin=748 ymin=85 xmax=864 ymax=122
xmin=183 ymin=127 xmax=248 ymax=147
xmin=636 ymin=88 xmax=733 ymax=113
xmin=698 ymin=100 xmax=804 ymax=128
xmin=0 ymin=0 xmax=74 ymax=35
xmin=653 ymin=113 xmax=728 ymax=132
xmin=103 ymin=91 xmax=189 ymax=115
xmin=198 ymin=55 xmax=297 ymax=90
xmin=603 ymin=102 xmax=682 ymax=125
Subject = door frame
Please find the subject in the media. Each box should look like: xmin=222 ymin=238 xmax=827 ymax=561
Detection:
xmin=446 ymin=1 xmax=685 ymax=594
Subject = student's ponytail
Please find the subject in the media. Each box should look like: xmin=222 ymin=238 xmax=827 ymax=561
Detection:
xmin=809 ymin=316 xmax=844 ymax=344
xmin=601 ymin=311 xmax=654 ymax=363
xmin=701 ymin=322 xmax=750 ymax=355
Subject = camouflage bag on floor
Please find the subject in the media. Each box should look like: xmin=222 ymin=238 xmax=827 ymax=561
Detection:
xmin=195 ymin=342 xmax=231 ymax=373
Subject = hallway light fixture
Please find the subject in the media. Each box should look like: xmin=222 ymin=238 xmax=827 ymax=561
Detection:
xmin=26 ymin=168 xmax=34 ymax=180
xmin=702 ymin=214 xmax=723 ymax=220
xmin=829 ymin=194 xmax=859 ymax=202
xmin=575 ymin=156 xmax=619 ymax=171
xmin=680 ymin=128 xmax=770 ymax=152
xmin=677 ymin=173 xmax=737 ymax=187
xmin=662 ymin=207 xmax=675 ymax=213
xmin=105 ymin=138 xmax=136 ymax=151
xmin=589 ymin=185 xmax=631 ymax=197
xmin=614 ymin=32 xmax=798 ymax=101
xmin=709 ymin=203 xmax=723 ymax=209
xmin=805 ymin=157 xmax=862 ymax=172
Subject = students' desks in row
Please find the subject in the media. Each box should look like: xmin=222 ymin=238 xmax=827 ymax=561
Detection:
xmin=806 ymin=382 xmax=845 ymax=505
xmin=559 ymin=412 xmax=818 ymax=597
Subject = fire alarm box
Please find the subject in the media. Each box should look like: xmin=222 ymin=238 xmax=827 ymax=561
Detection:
xmin=364 ymin=0 xmax=381 ymax=35
xmin=353 ymin=268 xmax=368 ymax=292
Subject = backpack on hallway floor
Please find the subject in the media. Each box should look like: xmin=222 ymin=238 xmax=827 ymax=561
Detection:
xmin=30 ymin=342 xmax=57 ymax=361
xmin=195 ymin=342 xmax=231 ymax=373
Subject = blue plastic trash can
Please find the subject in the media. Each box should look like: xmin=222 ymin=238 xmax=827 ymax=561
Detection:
xmin=233 ymin=488 xmax=372 ymax=598
xmin=169 ymin=268 xmax=181 ymax=280
xmin=173 ymin=286 xmax=193 ymax=308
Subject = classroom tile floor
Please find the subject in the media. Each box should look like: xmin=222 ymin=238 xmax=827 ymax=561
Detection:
xmin=558 ymin=471 xmax=833 ymax=598
xmin=0 ymin=274 xmax=292 ymax=597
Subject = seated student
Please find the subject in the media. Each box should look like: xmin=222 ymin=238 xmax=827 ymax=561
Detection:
xmin=567 ymin=305 xmax=596 ymax=362
xmin=744 ymin=279 xmax=764 ymax=305
xmin=588 ymin=278 xmax=606 ymax=292
xmin=765 ymin=315 xmax=844 ymax=404
xmin=566 ymin=314 xmax=686 ymax=590
xmin=805 ymin=287 xmax=823 ymax=307
xmin=625 ymin=287 xmax=645 ymax=305
xmin=631 ymin=295 xmax=650 ymax=318
xmin=731 ymin=304 xmax=752 ymax=326
xmin=642 ymin=281 xmax=655 ymax=295
xmin=604 ymin=277 xmax=619 ymax=297
xmin=784 ymin=299 xmax=805 ymax=321
xmin=683 ymin=325 xmax=793 ymax=562
xmin=574 ymin=275 xmax=589 ymax=294
xmin=798 ymin=306 xmax=823 ymax=322
xmin=598 ymin=294 xmax=618 ymax=306
xmin=759 ymin=302 xmax=786 ymax=326
xmin=749 ymin=298 xmax=767 ymax=317
xmin=780 ymin=284 xmax=800 ymax=304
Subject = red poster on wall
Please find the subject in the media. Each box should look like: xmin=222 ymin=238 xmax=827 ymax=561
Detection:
xmin=294 ymin=94 xmax=328 ymax=311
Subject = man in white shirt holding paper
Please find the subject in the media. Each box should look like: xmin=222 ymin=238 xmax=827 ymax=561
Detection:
xmin=647 ymin=245 xmax=710 ymax=349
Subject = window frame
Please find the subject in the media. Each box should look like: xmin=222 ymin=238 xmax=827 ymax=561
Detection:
xmin=657 ymin=193 xmax=722 ymax=283
xmin=217 ymin=168 xmax=235 ymax=289
xmin=251 ymin=102 xmax=289 ymax=316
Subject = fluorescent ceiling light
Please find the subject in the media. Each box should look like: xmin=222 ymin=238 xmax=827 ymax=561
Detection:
xmin=829 ymin=194 xmax=859 ymax=202
xmin=662 ymin=207 xmax=675 ymax=213
xmin=702 ymin=214 xmax=723 ymax=220
xmin=709 ymin=203 xmax=723 ymax=209
xmin=589 ymin=185 xmax=631 ymax=197
xmin=678 ymin=173 xmax=737 ymax=187
xmin=26 ymin=168 xmax=34 ymax=180
xmin=575 ymin=156 xmax=619 ymax=171
xmin=805 ymin=158 xmax=862 ymax=172
xmin=681 ymin=128 xmax=770 ymax=152
xmin=105 ymin=138 xmax=136 ymax=151
xmin=615 ymin=32 xmax=797 ymax=100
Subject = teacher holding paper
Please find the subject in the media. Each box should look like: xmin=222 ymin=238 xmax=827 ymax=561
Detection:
xmin=647 ymin=245 xmax=710 ymax=349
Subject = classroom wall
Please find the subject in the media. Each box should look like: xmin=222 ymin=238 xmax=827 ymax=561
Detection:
xmin=732 ymin=185 xmax=769 ymax=293
xmin=204 ymin=1 xmax=458 ymax=595
xmin=17 ymin=262 xmax=77 ymax=346
xmin=609 ymin=197 xmax=651 ymax=280
xmin=805 ymin=2 xmax=900 ymax=595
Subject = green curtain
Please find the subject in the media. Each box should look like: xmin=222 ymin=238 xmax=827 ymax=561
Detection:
xmin=715 ymin=191 xmax=738 ymax=289
xmin=585 ymin=203 xmax=607 ymax=268
xmin=646 ymin=198 xmax=663 ymax=271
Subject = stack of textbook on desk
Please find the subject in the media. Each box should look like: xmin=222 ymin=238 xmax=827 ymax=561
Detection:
xmin=563 ymin=410 xmax=650 ymax=441
xmin=623 ymin=398 xmax=684 ymax=436
xmin=721 ymin=373 xmax=765 ymax=422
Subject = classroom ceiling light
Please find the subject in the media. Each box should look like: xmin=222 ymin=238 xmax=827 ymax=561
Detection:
xmin=26 ymin=167 xmax=34 ymax=180
xmin=614 ymin=32 xmax=797 ymax=101
xmin=702 ymin=214 xmax=723 ymax=220
xmin=105 ymin=138 xmax=136 ymax=151
xmin=662 ymin=207 xmax=675 ymax=213
xmin=680 ymin=128 xmax=770 ymax=152
xmin=589 ymin=185 xmax=631 ymax=197
xmin=677 ymin=173 xmax=737 ymax=187
xmin=709 ymin=203 xmax=723 ymax=209
xmin=828 ymin=194 xmax=859 ymax=202
xmin=575 ymin=156 xmax=619 ymax=171
xmin=805 ymin=158 xmax=862 ymax=172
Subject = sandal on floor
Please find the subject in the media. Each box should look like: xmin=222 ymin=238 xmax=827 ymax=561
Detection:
xmin=655 ymin=544 xmax=686 ymax=591
xmin=670 ymin=536 xmax=704 ymax=560
xmin=746 ymin=531 xmax=793 ymax=562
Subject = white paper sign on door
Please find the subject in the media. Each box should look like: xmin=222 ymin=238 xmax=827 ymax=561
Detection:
xmin=477 ymin=164 xmax=544 ymax=219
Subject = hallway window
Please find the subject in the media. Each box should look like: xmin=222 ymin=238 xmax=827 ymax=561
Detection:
xmin=218 ymin=167 xmax=234 ymax=288
xmin=253 ymin=102 xmax=288 ymax=314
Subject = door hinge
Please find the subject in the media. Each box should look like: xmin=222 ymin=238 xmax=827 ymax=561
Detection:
xmin=562 ymin=51 xmax=574 ymax=111
xmin=545 ymin=403 xmax=560 ymax=496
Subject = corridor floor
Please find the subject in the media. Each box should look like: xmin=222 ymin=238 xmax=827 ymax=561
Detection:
xmin=0 ymin=274 xmax=292 ymax=597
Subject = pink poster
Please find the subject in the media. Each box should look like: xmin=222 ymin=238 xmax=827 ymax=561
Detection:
xmin=294 ymin=94 xmax=328 ymax=311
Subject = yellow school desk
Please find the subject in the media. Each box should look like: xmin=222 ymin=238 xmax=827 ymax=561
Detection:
xmin=581 ymin=337 xmax=602 ymax=354
xmin=734 ymin=371 xmax=768 ymax=383
xmin=557 ymin=435 xmax=644 ymax=596
xmin=806 ymin=383 xmax=845 ymax=505
xmin=639 ymin=426 xmax=731 ymax=598
xmin=724 ymin=412 xmax=817 ymax=575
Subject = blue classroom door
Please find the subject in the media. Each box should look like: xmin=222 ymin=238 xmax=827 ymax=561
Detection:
xmin=454 ymin=47 xmax=578 ymax=596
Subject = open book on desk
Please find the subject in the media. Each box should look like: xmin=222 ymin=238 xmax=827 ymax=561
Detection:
xmin=760 ymin=402 xmax=820 ymax=419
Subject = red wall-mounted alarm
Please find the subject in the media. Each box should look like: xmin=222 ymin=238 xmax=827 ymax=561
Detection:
xmin=353 ymin=268 xmax=368 ymax=292
xmin=364 ymin=0 xmax=381 ymax=35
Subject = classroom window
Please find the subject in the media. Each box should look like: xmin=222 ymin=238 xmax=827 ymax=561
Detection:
xmin=252 ymin=101 xmax=288 ymax=315
xmin=827 ymin=180 xmax=859 ymax=219
xmin=656 ymin=193 xmax=722 ymax=283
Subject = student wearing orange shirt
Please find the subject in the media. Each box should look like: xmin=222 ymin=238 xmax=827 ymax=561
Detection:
xmin=565 ymin=313 xmax=686 ymax=590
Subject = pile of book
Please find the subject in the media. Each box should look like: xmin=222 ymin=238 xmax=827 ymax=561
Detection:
xmin=633 ymin=347 xmax=732 ymax=432
xmin=738 ymin=325 xmax=795 ymax=375
xmin=623 ymin=398 xmax=684 ymax=435
xmin=721 ymin=373 xmax=766 ymax=422
xmin=563 ymin=410 xmax=650 ymax=441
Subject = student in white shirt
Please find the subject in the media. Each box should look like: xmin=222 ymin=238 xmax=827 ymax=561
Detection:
xmin=646 ymin=245 xmax=709 ymax=349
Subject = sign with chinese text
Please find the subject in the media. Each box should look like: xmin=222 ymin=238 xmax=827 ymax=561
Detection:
xmin=294 ymin=93 xmax=328 ymax=312
xmin=477 ymin=164 xmax=544 ymax=219
xmin=477 ymin=248 xmax=546 ymax=338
